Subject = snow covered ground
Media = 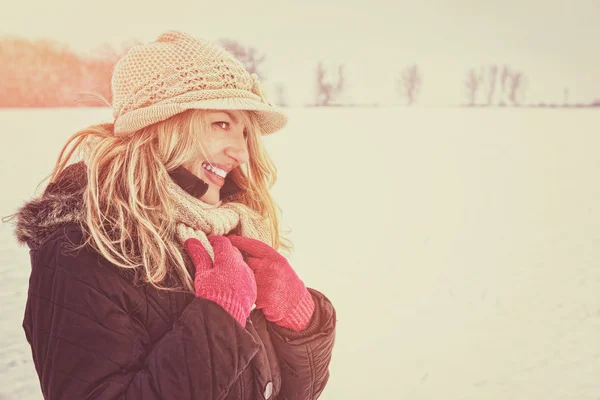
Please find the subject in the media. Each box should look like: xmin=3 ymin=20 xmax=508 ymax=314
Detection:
xmin=1 ymin=107 xmax=599 ymax=399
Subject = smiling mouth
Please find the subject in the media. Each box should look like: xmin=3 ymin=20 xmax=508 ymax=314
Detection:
xmin=201 ymin=162 xmax=226 ymax=186
xmin=201 ymin=162 xmax=228 ymax=177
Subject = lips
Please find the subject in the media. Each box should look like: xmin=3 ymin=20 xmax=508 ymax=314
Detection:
xmin=202 ymin=161 xmax=230 ymax=175
xmin=202 ymin=166 xmax=225 ymax=187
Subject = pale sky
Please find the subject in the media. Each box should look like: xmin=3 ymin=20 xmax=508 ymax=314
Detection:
xmin=2 ymin=0 xmax=599 ymax=106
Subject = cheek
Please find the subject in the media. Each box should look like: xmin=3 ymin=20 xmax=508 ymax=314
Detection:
xmin=185 ymin=139 xmax=227 ymax=171
xmin=202 ymin=138 xmax=226 ymax=156
xmin=185 ymin=155 xmax=208 ymax=175
xmin=186 ymin=146 xmax=220 ymax=175
xmin=181 ymin=161 xmax=202 ymax=180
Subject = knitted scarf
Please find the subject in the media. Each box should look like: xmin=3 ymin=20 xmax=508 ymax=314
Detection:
xmin=166 ymin=178 xmax=273 ymax=262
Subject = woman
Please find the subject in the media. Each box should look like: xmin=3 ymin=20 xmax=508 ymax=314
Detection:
xmin=10 ymin=30 xmax=336 ymax=399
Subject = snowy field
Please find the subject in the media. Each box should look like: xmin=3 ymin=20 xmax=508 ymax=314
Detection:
xmin=1 ymin=107 xmax=599 ymax=399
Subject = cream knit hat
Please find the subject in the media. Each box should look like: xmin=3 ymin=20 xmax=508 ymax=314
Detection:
xmin=111 ymin=30 xmax=287 ymax=136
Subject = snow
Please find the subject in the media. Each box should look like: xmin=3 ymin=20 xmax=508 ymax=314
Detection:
xmin=1 ymin=107 xmax=599 ymax=399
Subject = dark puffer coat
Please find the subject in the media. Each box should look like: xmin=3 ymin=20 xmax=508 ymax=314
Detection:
xmin=14 ymin=164 xmax=336 ymax=399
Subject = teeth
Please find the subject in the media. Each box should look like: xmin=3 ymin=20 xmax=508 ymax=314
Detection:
xmin=202 ymin=163 xmax=226 ymax=178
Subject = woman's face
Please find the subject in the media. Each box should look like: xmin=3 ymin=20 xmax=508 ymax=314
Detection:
xmin=183 ymin=110 xmax=249 ymax=205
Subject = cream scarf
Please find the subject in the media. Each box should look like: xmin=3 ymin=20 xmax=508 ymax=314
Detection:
xmin=166 ymin=178 xmax=273 ymax=261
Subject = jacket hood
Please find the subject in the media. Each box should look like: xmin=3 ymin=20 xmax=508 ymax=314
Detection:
xmin=13 ymin=161 xmax=87 ymax=249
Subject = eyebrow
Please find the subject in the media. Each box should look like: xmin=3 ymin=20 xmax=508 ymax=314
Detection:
xmin=218 ymin=110 xmax=239 ymax=125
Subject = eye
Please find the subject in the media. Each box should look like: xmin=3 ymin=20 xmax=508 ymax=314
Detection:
xmin=213 ymin=121 xmax=230 ymax=130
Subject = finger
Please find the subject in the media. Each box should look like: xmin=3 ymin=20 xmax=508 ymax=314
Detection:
xmin=241 ymin=256 xmax=262 ymax=273
xmin=225 ymin=234 xmax=250 ymax=258
xmin=183 ymin=238 xmax=213 ymax=270
xmin=208 ymin=235 xmax=244 ymax=263
xmin=207 ymin=235 xmax=230 ymax=254
xmin=232 ymin=246 xmax=244 ymax=260
xmin=227 ymin=235 xmax=273 ymax=258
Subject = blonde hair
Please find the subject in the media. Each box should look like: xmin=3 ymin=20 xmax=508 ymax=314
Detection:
xmin=46 ymin=109 xmax=292 ymax=293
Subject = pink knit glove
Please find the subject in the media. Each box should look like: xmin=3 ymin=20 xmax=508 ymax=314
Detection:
xmin=184 ymin=235 xmax=257 ymax=327
xmin=227 ymin=235 xmax=315 ymax=332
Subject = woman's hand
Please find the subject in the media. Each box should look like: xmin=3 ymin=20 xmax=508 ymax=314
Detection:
xmin=184 ymin=235 xmax=257 ymax=327
xmin=227 ymin=235 xmax=315 ymax=332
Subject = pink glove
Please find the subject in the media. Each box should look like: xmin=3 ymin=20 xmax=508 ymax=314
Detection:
xmin=184 ymin=235 xmax=257 ymax=327
xmin=227 ymin=235 xmax=315 ymax=332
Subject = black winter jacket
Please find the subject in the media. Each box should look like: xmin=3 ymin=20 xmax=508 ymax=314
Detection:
xmin=14 ymin=164 xmax=336 ymax=399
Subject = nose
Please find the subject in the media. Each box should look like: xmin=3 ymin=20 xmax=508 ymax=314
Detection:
xmin=225 ymin=137 xmax=249 ymax=166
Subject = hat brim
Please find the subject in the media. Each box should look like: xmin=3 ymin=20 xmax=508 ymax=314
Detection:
xmin=114 ymin=97 xmax=288 ymax=136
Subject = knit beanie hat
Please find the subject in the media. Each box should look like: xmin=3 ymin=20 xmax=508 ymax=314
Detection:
xmin=111 ymin=30 xmax=287 ymax=136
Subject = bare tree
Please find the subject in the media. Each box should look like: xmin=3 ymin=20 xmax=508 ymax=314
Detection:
xmin=398 ymin=64 xmax=422 ymax=106
xmin=508 ymin=71 xmax=524 ymax=105
xmin=315 ymin=61 xmax=344 ymax=106
xmin=498 ymin=65 xmax=511 ymax=106
xmin=218 ymin=39 xmax=267 ymax=79
xmin=486 ymin=65 xmax=498 ymax=106
xmin=464 ymin=68 xmax=484 ymax=106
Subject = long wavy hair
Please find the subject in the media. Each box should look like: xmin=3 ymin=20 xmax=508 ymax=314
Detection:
xmin=44 ymin=109 xmax=292 ymax=293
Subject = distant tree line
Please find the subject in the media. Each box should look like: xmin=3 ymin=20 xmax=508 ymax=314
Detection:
xmin=1 ymin=36 xmax=598 ymax=108
xmin=0 ymin=37 xmax=143 ymax=107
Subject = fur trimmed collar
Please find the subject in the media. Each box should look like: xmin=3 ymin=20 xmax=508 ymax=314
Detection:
xmin=13 ymin=162 xmax=87 ymax=249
